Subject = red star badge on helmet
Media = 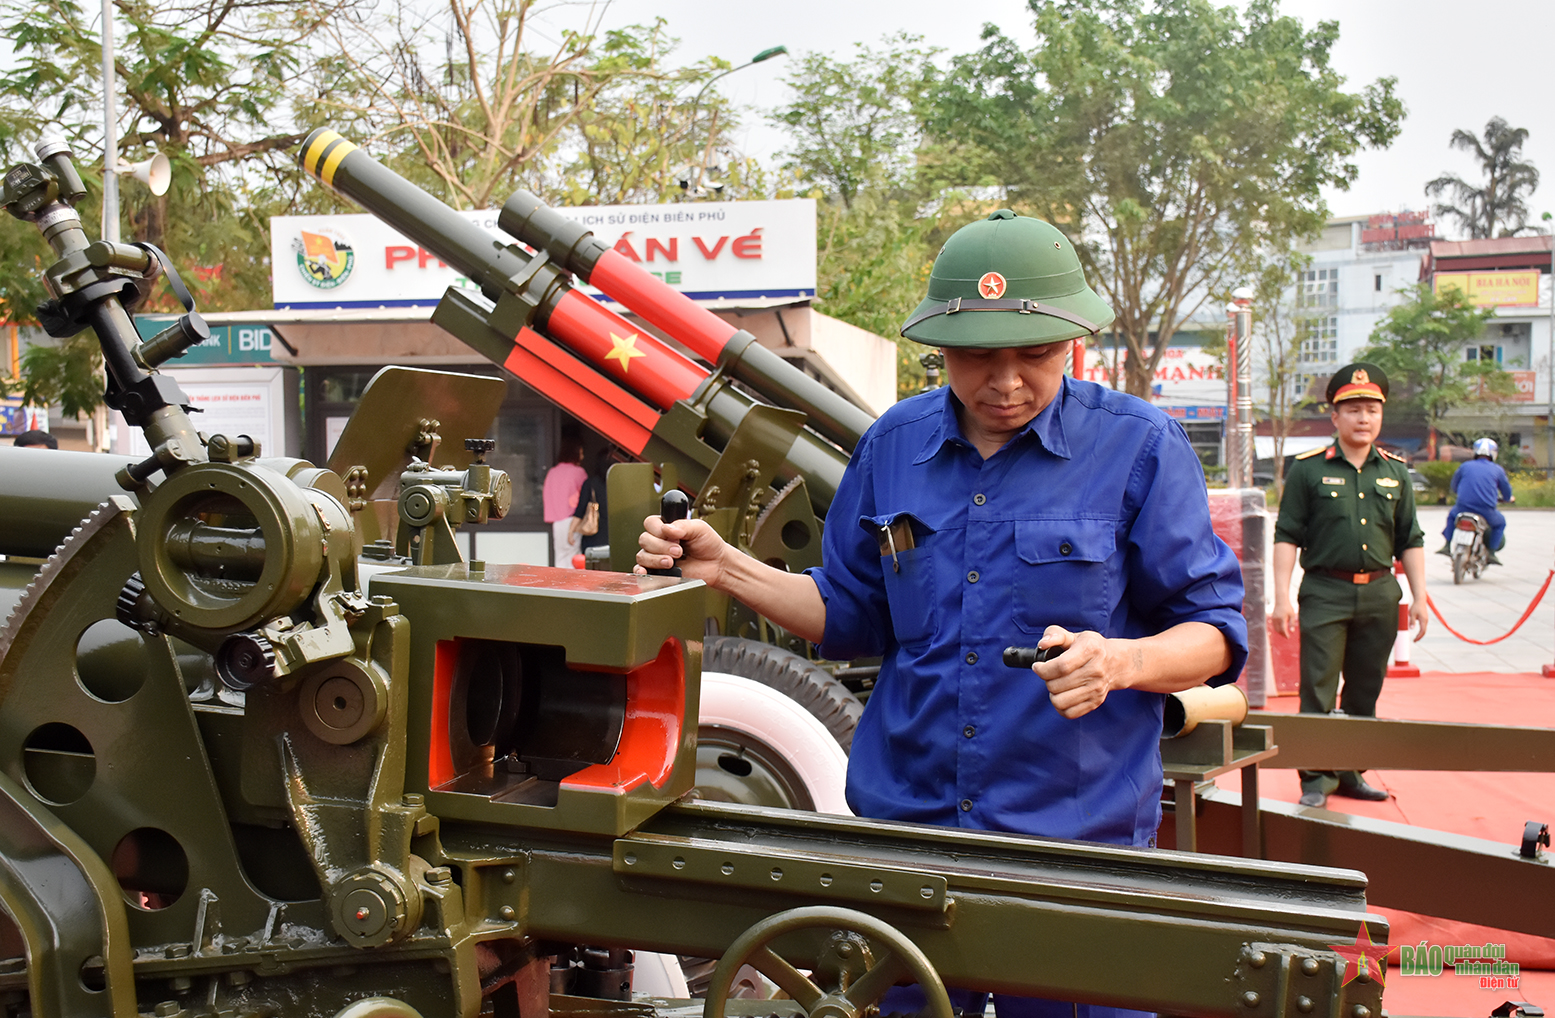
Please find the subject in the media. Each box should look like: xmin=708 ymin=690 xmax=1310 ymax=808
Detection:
xmin=978 ymin=272 xmax=1006 ymax=299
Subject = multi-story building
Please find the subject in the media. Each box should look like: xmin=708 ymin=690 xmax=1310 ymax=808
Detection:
xmin=1285 ymin=212 xmax=1433 ymax=402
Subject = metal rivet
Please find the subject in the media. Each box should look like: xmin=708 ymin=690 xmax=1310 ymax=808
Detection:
xmin=1248 ymin=951 xmax=1266 ymax=969
xmin=920 ymin=885 xmax=934 ymax=898
xmin=1242 ymin=991 xmax=1260 ymax=1008
xmin=499 ymin=905 xmax=516 ymax=920
xmin=869 ymin=879 xmax=883 ymax=892
xmin=1301 ymin=957 xmax=1320 ymax=976
xmin=623 ymin=852 xmax=636 ymax=866
xmin=1297 ymin=997 xmax=1314 ymax=1014
xmin=837 ymin=942 xmax=855 ymax=958
xmin=502 ymin=868 xmax=516 ymax=884
xmin=721 ymin=862 xmax=734 ymax=875
xmin=770 ymin=867 xmax=783 ymax=881
xmin=672 ymin=856 xmax=686 ymax=870
xmin=819 ymin=873 xmax=833 ymax=886
xmin=1352 ymin=1008 xmax=1371 ymax=1018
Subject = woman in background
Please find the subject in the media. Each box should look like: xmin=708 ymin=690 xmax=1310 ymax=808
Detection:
xmin=543 ymin=435 xmax=587 ymax=567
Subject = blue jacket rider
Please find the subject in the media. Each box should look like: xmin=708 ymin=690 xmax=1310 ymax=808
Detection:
xmin=1443 ymin=438 xmax=1513 ymax=561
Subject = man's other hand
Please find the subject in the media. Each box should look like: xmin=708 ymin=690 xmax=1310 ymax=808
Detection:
xmin=634 ymin=514 xmax=728 ymax=585
xmin=1409 ymin=598 xmax=1429 ymax=641
xmin=1033 ymin=627 xmax=1115 ymax=719
xmin=1269 ymin=598 xmax=1297 ymax=638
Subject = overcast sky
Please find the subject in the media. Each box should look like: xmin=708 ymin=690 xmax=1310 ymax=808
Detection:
xmin=536 ymin=0 xmax=1555 ymax=234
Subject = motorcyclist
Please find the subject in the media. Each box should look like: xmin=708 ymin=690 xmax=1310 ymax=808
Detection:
xmin=1440 ymin=437 xmax=1513 ymax=565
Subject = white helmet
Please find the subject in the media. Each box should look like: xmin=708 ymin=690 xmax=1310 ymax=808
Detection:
xmin=1473 ymin=437 xmax=1498 ymax=460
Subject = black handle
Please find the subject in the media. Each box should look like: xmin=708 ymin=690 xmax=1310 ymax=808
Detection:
xmin=1002 ymin=645 xmax=1063 ymax=669
xmin=647 ymin=490 xmax=690 ymax=577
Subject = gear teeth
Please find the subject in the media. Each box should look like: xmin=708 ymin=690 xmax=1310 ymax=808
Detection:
xmin=754 ymin=476 xmax=806 ymax=530
xmin=0 ymin=497 xmax=131 ymax=662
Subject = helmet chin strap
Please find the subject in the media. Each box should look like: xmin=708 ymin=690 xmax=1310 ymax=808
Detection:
xmin=899 ymin=296 xmax=1103 ymax=338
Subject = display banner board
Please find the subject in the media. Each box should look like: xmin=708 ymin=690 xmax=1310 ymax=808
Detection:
xmin=1433 ymin=270 xmax=1541 ymax=308
xmin=1082 ymin=344 xmax=1227 ymax=409
xmin=117 ymin=368 xmax=286 ymax=458
xmin=271 ymin=199 xmax=817 ymax=310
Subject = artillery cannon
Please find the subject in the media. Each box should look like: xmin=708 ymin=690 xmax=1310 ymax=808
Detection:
xmin=0 ymin=134 xmax=1394 ymax=1018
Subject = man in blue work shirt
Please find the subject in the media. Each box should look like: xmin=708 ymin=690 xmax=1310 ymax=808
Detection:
xmin=637 ymin=211 xmax=1248 ymax=1018
xmin=1441 ymin=438 xmax=1514 ymax=564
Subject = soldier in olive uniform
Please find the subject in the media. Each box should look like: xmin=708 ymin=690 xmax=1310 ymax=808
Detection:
xmin=1270 ymin=363 xmax=1428 ymax=808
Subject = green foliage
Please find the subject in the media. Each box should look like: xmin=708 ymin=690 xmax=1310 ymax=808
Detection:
xmin=771 ymin=34 xmax=942 ymax=209
xmin=929 ymin=0 xmax=1404 ymax=397
xmin=1510 ymin=472 xmax=1555 ymax=507
xmin=1416 ymin=460 xmax=1457 ymax=504
xmin=1425 ymin=117 xmax=1541 ymax=239
xmin=1359 ymin=283 xmax=1503 ymax=430
xmin=312 ymin=7 xmax=736 ymax=209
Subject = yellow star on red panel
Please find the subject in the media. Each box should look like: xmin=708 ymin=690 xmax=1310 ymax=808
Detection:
xmin=605 ymin=331 xmax=647 ymax=372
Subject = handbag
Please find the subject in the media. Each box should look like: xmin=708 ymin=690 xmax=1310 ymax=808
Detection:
xmin=578 ymin=495 xmax=600 ymax=537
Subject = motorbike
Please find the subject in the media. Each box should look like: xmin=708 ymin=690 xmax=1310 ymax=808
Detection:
xmin=1449 ymin=510 xmax=1490 ymax=584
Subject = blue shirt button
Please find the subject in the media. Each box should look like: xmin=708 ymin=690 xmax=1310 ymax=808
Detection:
xmin=960 ymin=798 xmax=973 ymax=812
xmin=967 ymin=570 xmax=980 ymax=583
xmin=965 ymin=651 xmax=978 ymax=665
xmin=1060 ymin=542 xmax=1073 ymax=556
xmin=964 ymin=725 xmax=975 ymax=738
xmin=973 ymin=493 xmax=986 ymax=506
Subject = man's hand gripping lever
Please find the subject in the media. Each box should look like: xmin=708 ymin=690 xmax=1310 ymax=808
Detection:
xmin=646 ymin=490 xmax=690 ymax=577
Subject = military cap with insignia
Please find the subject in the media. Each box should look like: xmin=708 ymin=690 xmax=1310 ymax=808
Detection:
xmin=1326 ymin=362 xmax=1388 ymax=405
xmin=900 ymin=210 xmax=1116 ymax=348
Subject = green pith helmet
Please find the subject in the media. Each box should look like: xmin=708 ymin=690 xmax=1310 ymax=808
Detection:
xmin=901 ymin=210 xmax=1116 ymax=348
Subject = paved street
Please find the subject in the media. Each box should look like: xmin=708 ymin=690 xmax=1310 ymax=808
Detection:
xmin=1375 ymin=506 xmax=1555 ymax=674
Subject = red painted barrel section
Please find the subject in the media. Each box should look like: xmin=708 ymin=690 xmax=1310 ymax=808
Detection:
xmin=589 ymin=249 xmax=736 ymax=365
xmin=545 ymin=289 xmax=707 ymax=410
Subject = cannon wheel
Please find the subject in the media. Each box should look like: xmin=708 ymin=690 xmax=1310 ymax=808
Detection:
xmin=696 ymin=672 xmax=850 ymax=814
xmin=701 ymin=906 xmax=951 ymax=1018
xmin=703 ymin=637 xmax=861 ymax=751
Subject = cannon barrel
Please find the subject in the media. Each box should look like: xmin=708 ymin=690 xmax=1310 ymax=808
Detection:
xmin=297 ymin=129 xmax=853 ymax=513
xmin=500 ymin=191 xmax=875 ymax=453
xmin=0 ymin=446 xmax=139 ymax=558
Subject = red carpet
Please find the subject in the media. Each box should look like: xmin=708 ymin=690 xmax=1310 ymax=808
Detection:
xmin=1221 ymin=673 xmax=1555 ymax=1016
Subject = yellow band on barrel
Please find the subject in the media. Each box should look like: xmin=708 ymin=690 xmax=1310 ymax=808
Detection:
xmin=319 ymin=137 xmax=357 ymax=187
xmin=302 ymin=130 xmax=341 ymax=177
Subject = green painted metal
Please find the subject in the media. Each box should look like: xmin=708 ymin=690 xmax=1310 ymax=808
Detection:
xmin=1248 ymin=711 xmax=1555 ymax=772
xmin=0 ymin=769 xmax=138 ymax=1018
xmin=1198 ymin=787 xmax=1555 ymax=940
xmin=0 ymin=447 xmax=138 ymax=558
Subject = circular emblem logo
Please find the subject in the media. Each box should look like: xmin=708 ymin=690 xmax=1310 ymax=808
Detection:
xmin=978 ymin=271 xmax=1007 ymax=299
xmin=294 ymin=226 xmax=355 ymax=290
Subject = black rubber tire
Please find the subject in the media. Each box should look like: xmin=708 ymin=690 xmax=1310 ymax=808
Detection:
xmin=1452 ymin=549 xmax=1466 ymax=585
xmin=703 ymin=636 xmax=862 ymax=752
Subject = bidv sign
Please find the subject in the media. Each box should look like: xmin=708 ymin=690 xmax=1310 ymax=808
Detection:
xmin=133 ymin=318 xmax=277 ymax=365
xmin=270 ymin=199 xmax=817 ymax=309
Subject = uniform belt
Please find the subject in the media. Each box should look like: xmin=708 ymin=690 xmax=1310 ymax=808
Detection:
xmin=1313 ymin=567 xmax=1390 ymax=584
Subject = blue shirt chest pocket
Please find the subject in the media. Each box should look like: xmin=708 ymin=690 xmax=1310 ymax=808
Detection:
xmin=861 ymin=512 xmax=938 ymax=649
xmin=1012 ymin=519 xmax=1117 ymax=635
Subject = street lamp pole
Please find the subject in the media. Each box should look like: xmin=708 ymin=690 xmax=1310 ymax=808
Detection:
xmin=684 ymin=45 xmax=787 ymax=198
